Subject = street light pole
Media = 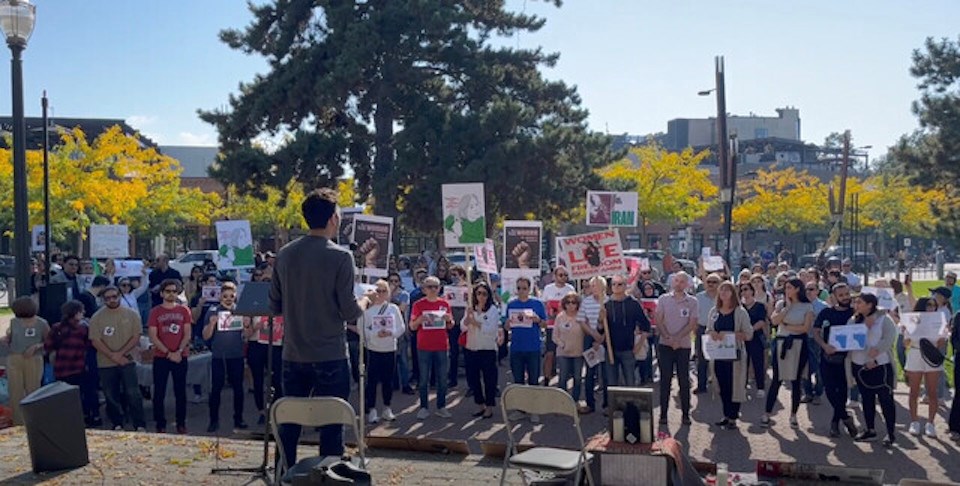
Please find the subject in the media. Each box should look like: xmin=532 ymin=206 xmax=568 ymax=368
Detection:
xmin=42 ymin=90 xmax=49 ymax=282
xmin=711 ymin=56 xmax=733 ymax=266
xmin=0 ymin=0 xmax=36 ymax=298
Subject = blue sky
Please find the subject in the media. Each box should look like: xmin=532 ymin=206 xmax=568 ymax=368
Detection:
xmin=1 ymin=0 xmax=957 ymax=157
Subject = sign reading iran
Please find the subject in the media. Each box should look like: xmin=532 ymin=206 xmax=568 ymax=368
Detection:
xmin=586 ymin=191 xmax=638 ymax=227
xmin=557 ymin=229 xmax=627 ymax=279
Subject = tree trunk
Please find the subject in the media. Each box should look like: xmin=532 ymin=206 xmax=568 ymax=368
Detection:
xmin=372 ymin=55 xmax=399 ymax=249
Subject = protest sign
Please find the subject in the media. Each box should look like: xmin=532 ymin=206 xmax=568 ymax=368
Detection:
xmin=583 ymin=346 xmax=606 ymax=368
xmin=215 ymin=220 xmax=255 ymax=269
xmin=901 ymin=312 xmax=948 ymax=341
xmin=586 ymin=191 xmax=638 ymax=227
xmin=369 ymin=315 xmax=395 ymax=333
xmin=257 ymin=316 xmax=284 ymax=345
xmin=217 ymin=311 xmax=244 ymax=331
xmin=31 ymin=225 xmax=45 ymax=252
xmin=339 ymin=207 xmax=364 ymax=247
xmin=704 ymin=255 xmax=725 ymax=272
xmin=556 ymin=229 xmax=627 ymax=280
xmin=351 ymin=214 xmax=393 ymax=277
xmin=422 ymin=310 xmax=447 ymax=330
xmin=77 ymin=275 xmax=95 ymax=292
xmin=474 ymin=238 xmax=498 ymax=274
xmin=90 ymin=224 xmax=129 ymax=258
xmin=202 ymin=285 xmax=221 ymax=302
xmin=503 ymin=221 xmax=542 ymax=277
xmin=115 ymin=259 xmax=144 ymax=278
xmin=443 ymin=286 xmax=470 ymax=308
xmin=702 ymin=333 xmax=738 ymax=360
xmin=860 ymin=286 xmax=898 ymax=310
xmin=828 ymin=323 xmax=868 ymax=351
xmin=442 ymin=183 xmax=485 ymax=247
xmin=508 ymin=309 xmax=537 ymax=328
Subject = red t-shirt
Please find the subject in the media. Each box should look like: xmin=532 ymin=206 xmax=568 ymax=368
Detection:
xmin=148 ymin=304 xmax=193 ymax=358
xmin=411 ymin=298 xmax=451 ymax=352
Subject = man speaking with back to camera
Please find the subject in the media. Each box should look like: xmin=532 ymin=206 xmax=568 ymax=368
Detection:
xmin=270 ymin=188 xmax=374 ymax=469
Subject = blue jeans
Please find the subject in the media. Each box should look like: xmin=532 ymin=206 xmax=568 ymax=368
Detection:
xmin=510 ymin=351 xmax=541 ymax=386
xmin=803 ymin=336 xmax=823 ymax=397
xmin=695 ymin=326 xmax=708 ymax=391
xmin=417 ymin=350 xmax=449 ymax=409
xmin=583 ymin=336 xmax=607 ymax=410
xmin=394 ymin=333 xmax=411 ymax=390
xmin=606 ymin=351 xmax=637 ymax=388
xmin=557 ymin=356 xmax=583 ymax=402
xmin=279 ymin=359 xmax=351 ymax=468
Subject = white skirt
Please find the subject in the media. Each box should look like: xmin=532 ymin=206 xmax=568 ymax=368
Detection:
xmin=904 ymin=348 xmax=943 ymax=373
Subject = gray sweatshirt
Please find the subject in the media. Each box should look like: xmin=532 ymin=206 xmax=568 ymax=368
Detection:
xmin=269 ymin=235 xmax=364 ymax=363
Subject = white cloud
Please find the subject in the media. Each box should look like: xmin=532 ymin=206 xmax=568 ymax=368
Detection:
xmin=177 ymin=131 xmax=216 ymax=146
xmin=125 ymin=115 xmax=157 ymax=128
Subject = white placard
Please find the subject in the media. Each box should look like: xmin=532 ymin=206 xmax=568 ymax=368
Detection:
xmin=828 ymin=323 xmax=868 ymax=351
xmin=556 ymin=229 xmax=627 ymax=280
xmin=216 ymin=311 xmax=244 ymax=332
xmin=443 ymin=285 xmax=470 ymax=308
xmin=701 ymin=247 xmax=712 ymax=258
xmin=586 ymin=191 xmax=638 ymax=227
xmin=701 ymin=333 xmax=738 ymax=360
xmin=474 ymin=238 xmax=498 ymax=274
xmin=31 ymin=225 xmax=45 ymax=252
xmin=115 ymin=259 xmax=144 ymax=278
xmin=353 ymin=283 xmax=377 ymax=298
xmin=901 ymin=312 xmax=948 ymax=341
xmin=508 ymin=309 xmax=537 ymax=328
xmin=704 ymin=255 xmax=725 ymax=272
xmin=860 ymin=287 xmax=898 ymax=311
xmin=90 ymin=224 xmax=129 ymax=258
xmin=215 ymin=220 xmax=255 ymax=269
xmin=351 ymin=214 xmax=394 ymax=278
xmin=421 ymin=310 xmax=448 ymax=330
xmin=502 ymin=220 xmax=542 ymax=278
xmin=77 ymin=274 xmax=95 ymax=292
xmin=904 ymin=238 xmax=912 ymax=248
xmin=201 ymin=285 xmax=221 ymax=302
xmin=442 ymin=183 xmax=486 ymax=248
xmin=583 ymin=346 xmax=606 ymax=368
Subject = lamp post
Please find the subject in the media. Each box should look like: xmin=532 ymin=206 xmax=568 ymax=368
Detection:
xmin=0 ymin=0 xmax=35 ymax=298
xmin=699 ymin=56 xmax=735 ymax=267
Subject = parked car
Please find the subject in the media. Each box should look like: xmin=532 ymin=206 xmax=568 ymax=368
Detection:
xmin=622 ymin=249 xmax=696 ymax=281
xmin=168 ymin=250 xmax=219 ymax=276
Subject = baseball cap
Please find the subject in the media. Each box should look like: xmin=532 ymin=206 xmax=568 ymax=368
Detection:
xmin=931 ymin=286 xmax=952 ymax=300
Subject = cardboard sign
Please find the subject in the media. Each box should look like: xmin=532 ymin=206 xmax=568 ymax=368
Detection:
xmin=502 ymin=220 xmax=542 ymax=277
xmin=586 ymin=191 xmax=638 ymax=227
xmin=474 ymin=238 xmax=498 ymax=274
xmin=442 ymin=183 xmax=486 ymax=248
xmin=90 ymin=224 xmax=129 ymax=258
xmin=443 ymin=285 xmax=470 ymax=308
xmin=371 ymin=315 xmax=395 ymax=332
xmin=901 ymin=312 xmax=948 ymax=341
xmin=217 ymin=311 xmax=244 ymax=331
xmin=860 ymin=286 xmax=898 ymax=311
xmin=828 ymin=323 xmax=867 ymax=351
xmin=703 ymin=256 xmax=725 ymax=272
xmin=508 ymin=309 xmax=537 ymax=328
xmin=215 ymin=220 xmax=255 ymax=269
xmin=556 ymin=229 xmax=627 ymax=280
xmin=701 ymin=333 xmax=737 ymax=360
xmin=421 ymin=310 xmax=447 ymax=330
xmin=115 ymin=259 xmax=144 ymax=278
xmin=351 ymin=214 xmax=394 ymax=278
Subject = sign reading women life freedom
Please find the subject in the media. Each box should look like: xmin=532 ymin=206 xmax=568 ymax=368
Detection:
xmin=442 ymin=183 xmax=486 ymax=248
xmin=351 ymin=214 xmax=394 ymax=278
xmin=556 ymin=229 xmax=627 ymax=280
xmin=215 ymin=220 xmax=255 ymax=270
xmin=502 ymin=220 xmax=542 ymax=278
xmin=90 ymin=224 xmax=130 ymax=258
xmin=586 ymin=191 xmax=638 ymax=227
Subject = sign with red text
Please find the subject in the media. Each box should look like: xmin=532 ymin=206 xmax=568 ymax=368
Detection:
xmin=474 ymin=238 xmax=498 ymax=274
xmin=556 ymin=229 xmax=627 ymax=280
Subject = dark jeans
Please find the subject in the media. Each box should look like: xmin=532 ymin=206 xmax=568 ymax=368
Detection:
xmin=347 ymin=338 xmax=360 ymax=385
xmin=153 ymin=357 xmax=188 ymax=429
xmin=447 ymin=327 xmax=461 ymax=386
xmin=366 ymin=351 xmax=395 ymax=410
xmin=949 ymin=353 xmax=960 ymax=433
xmin=61 ymin=373 xmax=99 ymax=423
xmin=82 ymin=349 xmax=101 ymax=420
xmin=606 ymin=351 xmax=636 ymax=388
xmin=410 ymin=331 xmax=420 ymax=384
xmin=510 ymin=351 xmax=540 ymax=386
xmin=765 ymin=338 xmax=808 ymax=415
xmin=583 ymin=335 xmax=607 ymax=410
xmin=100 ymin=363 xmax=145 ymax=429
xmin=280 ymin=359 xmax=351 ymax=468
xmin=853 ymin=363 xmax=896 ymax=437
xmin=393 ymin=333 xmax=411 ymax=390
xmin=803 ymin=336 xmax=823 ymax=397
xmin=695 ymin=326 xmax=708 ymax=392
xmin=715 ymin=360 xmax=740 ymax=420
xmin=745 ymin=332 xmax=766 ymax=390
xmin=465 ymin=349 xmax=498 ymax=407
xmin=821 ymin=359 xmax=850 ymax=423
xmin=417 ymin=350 xmax=449 ymax=409
xmin=210 ymin=357 xmax=245 ymax=425
xmin=657 ymin=345 xmax=691 ymax=417
xmin=248 ymin=342 xmax=284 ymax=412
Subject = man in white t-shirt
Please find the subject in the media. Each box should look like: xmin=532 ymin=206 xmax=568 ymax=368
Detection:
xmin=541 ymin=266 xmax=575 ymax=384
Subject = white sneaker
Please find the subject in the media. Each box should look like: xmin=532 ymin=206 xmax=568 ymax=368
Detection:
xmin=909 ymin=421 xmax=921 ymax=436
xmin=367 ymin=409 xmax=379 ymax=425
xmin=381 ymin=407 xmax=396 ymax=421
xmin=113 ymin=425 xmax=123 ymax=431
xmin=435 ymin=408 xmax=452 ymax=419
xmin=416 ymin=408 xmax=430 ymax=420
xmin=507 ymin=410 xmax=525 ymax=422
xmin=136 ymin=427 xmax=146 ymax=432
xmin=530 ymin=414 xmax=540 ymax=424
xmin=925 ymin=423 xmax=937 ymax=438
xmin=756 ymin=389 xmax=765 ymax=399
xmin=191 ymin=394 xmax=205 ymax=404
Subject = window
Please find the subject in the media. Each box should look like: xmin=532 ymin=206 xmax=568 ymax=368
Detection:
xmin=754 ymin=128 xmax=768 ymax=139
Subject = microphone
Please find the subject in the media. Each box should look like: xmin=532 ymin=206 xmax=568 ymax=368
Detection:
xmin=349 ymin=242 xmax=358 ymax=252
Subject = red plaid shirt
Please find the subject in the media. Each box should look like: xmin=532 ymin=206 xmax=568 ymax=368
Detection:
xmin=44 ymin=321 xmax=90 ymax=379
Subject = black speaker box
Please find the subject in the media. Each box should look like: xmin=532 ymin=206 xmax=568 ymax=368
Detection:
xmin=21 ymin=381 xmax=90 ymax=473
xmin=38 ymin=282 xmax=67 ymax=324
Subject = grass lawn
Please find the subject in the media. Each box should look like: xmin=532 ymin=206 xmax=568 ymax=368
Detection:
xmin=0 ymin=307 xmax=10 ymax=316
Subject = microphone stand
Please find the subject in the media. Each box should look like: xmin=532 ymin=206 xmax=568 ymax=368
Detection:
xmin=357 ymin=264 xmax=368 ymax=464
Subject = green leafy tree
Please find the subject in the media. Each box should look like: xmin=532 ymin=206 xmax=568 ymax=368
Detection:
xmin=200 ymin=0 xmax=611 ymax=234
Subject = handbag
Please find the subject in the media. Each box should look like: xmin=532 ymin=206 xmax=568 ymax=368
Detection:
xmin=919 ymin=338 xmax=945 ymax=368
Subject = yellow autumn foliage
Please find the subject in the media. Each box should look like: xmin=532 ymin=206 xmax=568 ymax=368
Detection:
xmin=732 ymin=167 xmax=830 ymax=232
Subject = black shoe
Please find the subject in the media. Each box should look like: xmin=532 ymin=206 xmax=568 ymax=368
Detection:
xmin=721 ymin=419 xmax=738 ymax=430
xmin=472 ymin=409 xmax=486 ymax=418
xmin=659 ymin=415 xmax=668 ymax=425
xmin=447 ymin=381 xmax=457 ymax=389
xmin=829 ymin=423 xmax=840 ymax=438
xmin=234 ymin=421 xmax=249 ymax=431
xmin=402 ymin=387 xmax=415 ymax=395
xmin=693 ymin=389 xmax=706 ymax=395
xmin=207 ymin=422 xmax=219 ymax=433
xmin=800 ymin=395 xmax=813 ymax=404
xmin=465 ymin=388 xmax=474 ymax=397
xmin=257 ymin=415 xmax=266 ymax=426
xmin=842 ymin=417 xmax=858 ymax=438
xmin=883 ymin=435 xmax=896 ymax=447
xmin=715 ymin=418 xmax=730 ymax=427
xmin=681 ymin=415 xmax=692 ymax=426
xmin=854 ymin=430 xmax=877 ymax=442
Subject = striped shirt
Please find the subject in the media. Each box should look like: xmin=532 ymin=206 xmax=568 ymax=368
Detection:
xmin=578 ymin=295 xmax=607 ymax=331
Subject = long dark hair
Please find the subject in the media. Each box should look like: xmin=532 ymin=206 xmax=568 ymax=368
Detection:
xmin=472 ymin=282 xmax=494 ymax=312
xmin=854 ymin=292 xmax=879 ymax=323
xmin=786 ymin=278 xmax=810 ymax=303
xmin=60 ymin=300 xmax=85 ymax=324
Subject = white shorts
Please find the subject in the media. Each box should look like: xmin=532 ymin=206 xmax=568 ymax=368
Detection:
xmin=904 ymin=348 xmax=943 ymax=373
